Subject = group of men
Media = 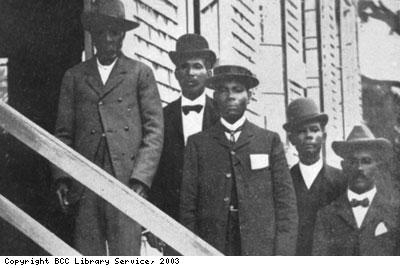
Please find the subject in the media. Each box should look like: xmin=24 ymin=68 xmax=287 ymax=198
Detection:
xmin=52 ymin=0 xmax=400 ymax=256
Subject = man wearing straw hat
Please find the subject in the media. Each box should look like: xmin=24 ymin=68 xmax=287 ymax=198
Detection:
xmin=312 ymin=124 xmax=400 ymax=255
xmin=180 ymin=65 xmax=298 ymax=255
xmin=283 ymin=98 xmax=346 ymax=255
xmin=52 ymin=0 xmax=163 ymax=255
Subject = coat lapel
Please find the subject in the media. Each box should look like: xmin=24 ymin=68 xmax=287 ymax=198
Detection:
xmin=170 ymin=98 xmax=184 ymax=146
xmin=211 ymin=121 xmax=231 ymax=149
xmin=335 ymin=194 xmax=359 ymax=230
xmin=233 ymin=121 xmax=253 ymax=151
xmin=100 ymin=55 xmax=127 ymax=99
xmin=360 ymin=191 xmax=392 ymax=230
xmin=84 ymin=58 xmax=103 ymax=97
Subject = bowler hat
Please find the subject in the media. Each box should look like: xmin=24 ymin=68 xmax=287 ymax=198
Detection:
xmin=81 ymin=0 xmax=139 ymax=32
xmin=206 ymin=65 xmax=259 ymax=90
xmin=332 ymin=124 xmax=392 ymax=159
xmin=283 ymin=98 xmax=328 ymax=131
xmin=169 ymin=34 xmax=216 ymax=66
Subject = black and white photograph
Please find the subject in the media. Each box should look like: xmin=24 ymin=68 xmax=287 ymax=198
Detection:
xmin=0 ymin=0 xmax=400 ymax=260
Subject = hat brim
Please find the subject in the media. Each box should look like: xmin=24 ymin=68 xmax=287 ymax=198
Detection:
xmin=169 ymin=50 xmax=216 ymax=67
xmin=82 ymin=12 xmax=139 ymax=32
xmin=332 ymin=138 xmax=393 ymax=159
xmin=283 ymin=114 xmax=328 ymax=132
xmin=206 ymin=74 xmax=259 ymax=90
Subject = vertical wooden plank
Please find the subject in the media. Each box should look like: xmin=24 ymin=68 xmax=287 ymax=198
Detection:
xmin=83 ymin=0 xmax=93 ymax=60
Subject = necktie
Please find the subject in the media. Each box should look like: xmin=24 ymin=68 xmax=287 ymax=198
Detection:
xmin=182 ymin=105 xmax=203 ymax=115
xmin=224 ymin=126 xmax=243 ymax=144
xmin=350 ymin=198 xmax=370 ymax=208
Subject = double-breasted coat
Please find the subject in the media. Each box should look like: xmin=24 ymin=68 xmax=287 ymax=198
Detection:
xmin=180 ymin=120 xmax=298 ymax=255
xmin=52 ymin=54 xmax=164 ymax=255
xmin=291 ymin=164 xmax=346 ymax=255
xmin=312 ymin=190 xmax=400 ymax=255
xmin=150 ymin=96 xmax=219 ymax=221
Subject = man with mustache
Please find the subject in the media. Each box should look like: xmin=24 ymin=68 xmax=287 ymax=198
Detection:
xmin=179 ymin=65 xmax=298 ymax=255
xmin=149 ymin=34 xmax=219 ymax=254
xmin=52 ymin=0 xmax=163 ymax=255
xmin=283 ymin=98 xmax=346 ymax=255
xmin=312 ymin=124 xmax=400 ymax=255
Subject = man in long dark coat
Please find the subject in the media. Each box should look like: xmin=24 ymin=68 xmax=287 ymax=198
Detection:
xmin=283 ymin=98 xmax=346 ymax=255
xmin=313 ymin=125 xmax=400 ymax=255
xmin=52 ymin=0 xmax=163 ymax=255
xmin=180 ymin=65 xmax=298 ymax=256
xmin=149 ymin=34 xmax=218 ymax=254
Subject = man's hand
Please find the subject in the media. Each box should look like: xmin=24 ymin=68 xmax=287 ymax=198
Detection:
xmin=56 ymin=180 xmax=70 ymax=213
xmin=129 ymin=179 xmax=149 ymax=199
xmin=143 ymin=230 xmax=166 ymax=252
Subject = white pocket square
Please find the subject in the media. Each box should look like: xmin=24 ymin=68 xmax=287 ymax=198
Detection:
xmin=250 ymin=154 xmax=269 ymax=170
xmin=375 ymin=222 xmax=388 ymax=236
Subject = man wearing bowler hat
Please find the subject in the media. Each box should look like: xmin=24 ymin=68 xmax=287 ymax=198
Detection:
xmin=179 ymin=65 xmax=298 ymax=255
xmin=312 ymin=125 xmax=400 ymax=255
xmin=149 ymin=34 xmax=219 ymax=253
xmin=283 ymin=98 xmax=346 ymax=255
xmin=52 ymin=0 xmax=163 ymax=255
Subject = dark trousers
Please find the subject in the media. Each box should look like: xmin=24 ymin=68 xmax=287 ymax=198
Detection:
xmin=73 ymin=137 xmax=141 ymax=255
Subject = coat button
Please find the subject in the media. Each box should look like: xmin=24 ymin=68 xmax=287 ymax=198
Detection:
xmin=118 ymin=98 xmax=123 ymax=103
xmin=124 ymin=126 xmax=129 ymax=131
xmin=224 ymin=197 xmax=230 ymax=202
xmin=127 ymin=108 xmax=131 ymax=112
xmin=131 ymin=155 xmax=135 ymax=160
xmin=101 ymin=133 xmax=106 ymax=137
xmin=230 ymin=151 xmax=235 ymax=155
xmin=225 ymin=173 xmax=232 ymax=179
xmin=90 ymin=129 xmax=96 ymax=134
xmin=98 ymin=101 xmax=103 ymax=106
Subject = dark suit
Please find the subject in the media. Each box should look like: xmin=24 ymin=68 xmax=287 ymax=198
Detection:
xmin=312 ymin=191 xmax=400 ymax=255
xmin=52 ymin=54 xmax=164 ymax=255
xmin=151 ymin=96 xmax=219 ymax=221
xmin=291 ymin=164 xmax=346 ymax=255
xmin=180 ymin=120 xmax=298 ymax=255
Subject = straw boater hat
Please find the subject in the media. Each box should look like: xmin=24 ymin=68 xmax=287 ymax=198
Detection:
xmin=283 ymin=98 xmax=328 ymax=132
xmin=169 ymin=34 xmax=217 ymax=66
xmin=81 ymin=0 xmax=139 ymax=32
xmin=332 ymin=124 xmax=392 ymax=159
xmin=205 ymin=65 xmax=259 ymax=90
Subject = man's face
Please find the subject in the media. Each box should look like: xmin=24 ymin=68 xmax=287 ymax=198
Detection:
xmin=214 ymin=80 xmax=250 ymax=124
xmin=174 ymin=57 xmax=209 ymax=100
xmin=289 ymin=122 xmax=325 ymax=163
xmin=91 ymin=27 xmax=125 ymax=65
xmin=341 ymin=149 xmax=380 ymax=194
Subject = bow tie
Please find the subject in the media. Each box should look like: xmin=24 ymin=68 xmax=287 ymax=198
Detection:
xmin=182 ymin=105 xmax=203 ymax=115
xmin=350 ymin=198 xmax=370 ymax=208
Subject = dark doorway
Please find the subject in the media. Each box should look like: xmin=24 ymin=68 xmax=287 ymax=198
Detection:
xmin=0 ymin=0 xmax=83 ymax=255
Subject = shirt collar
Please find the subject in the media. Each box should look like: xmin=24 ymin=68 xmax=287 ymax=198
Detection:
xmin=348 ymin=186 xmax=377 ymax=203
xmin=96 ymin=57 xmax=118 ymax=70
xmin=299 ymin=157 xmax=323 ymax=175
xmin=181 ymin=91 xmax=206 ymax=107
xmin=220 ymin=115 xmax=247 ymax=132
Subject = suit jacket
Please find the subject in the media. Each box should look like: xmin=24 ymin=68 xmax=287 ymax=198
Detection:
xmin=150 ymin=96 xmax=219 ymax=220
xmin=291 ymin=164 xmax=346 ymax=255
xmin=180 ymin=120 xmax=298 ymax=255
xmin=52 ymin=54 xmax=164 ymax=202
xmin=312 ymin=190 xmax=400 ymax=256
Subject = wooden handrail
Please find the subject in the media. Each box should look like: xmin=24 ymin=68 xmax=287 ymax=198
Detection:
xmin=0 ymin=194 xmax=81 ymax=255
xmin=0 ymin=101 xmax=223 ymax=256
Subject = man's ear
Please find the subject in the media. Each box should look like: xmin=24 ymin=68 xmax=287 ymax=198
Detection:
xmin=247 ymin=90 xmax=252 ymax=104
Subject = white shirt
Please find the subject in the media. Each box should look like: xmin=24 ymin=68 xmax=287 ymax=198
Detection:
xmin=221 ymin=115 xmax=246 ymax=143
xmin=347 ymin=187 xmax=377 ymax=228
xmin=97 ymin=58 xmax=117 ymax=85
xmin=181 ymin=92 xmax=206 ymax=145
xmin=298 ymin=158 xmax=323 ymax=190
